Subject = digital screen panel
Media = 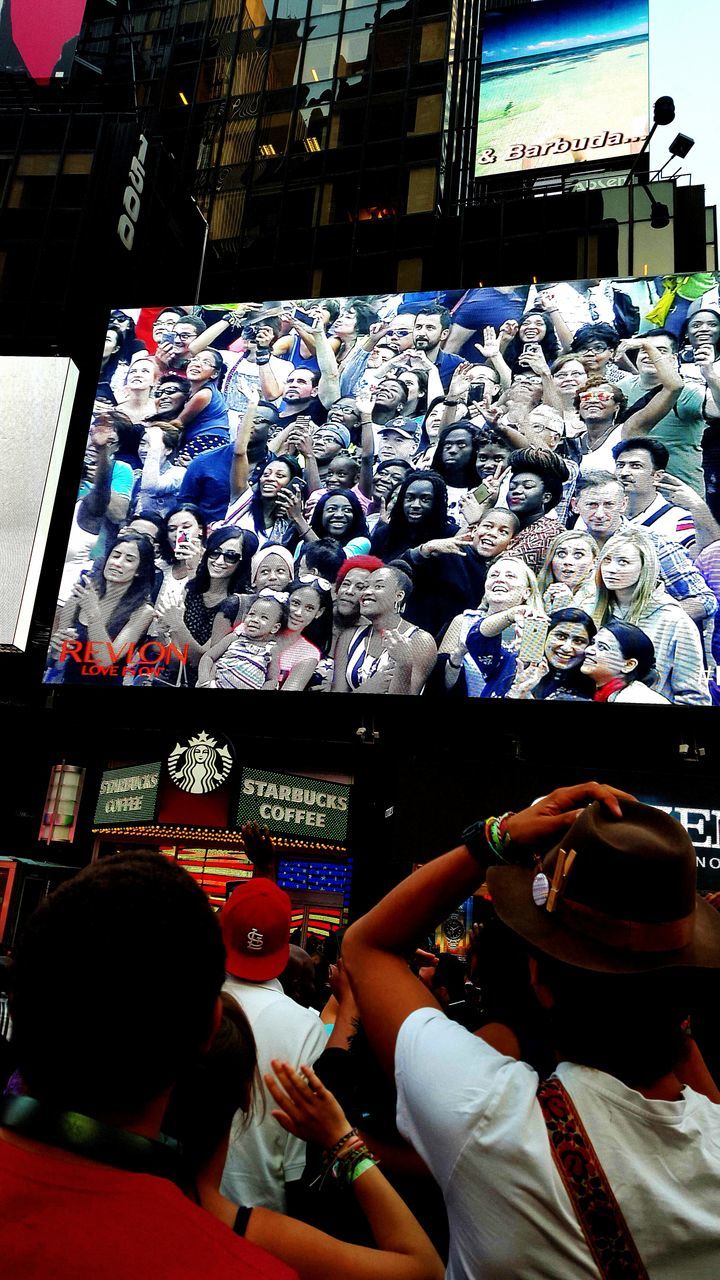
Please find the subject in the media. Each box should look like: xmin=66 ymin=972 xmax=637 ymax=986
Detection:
xmin=476 ymin=0 xmax=649 ymax=178
xmin=1 ymin=0 xmax=87 ymax=81
xmin=0 ymin=356 xmax=78 ymax=651
xmin=44 ymin=277 xmax=720 ymax=706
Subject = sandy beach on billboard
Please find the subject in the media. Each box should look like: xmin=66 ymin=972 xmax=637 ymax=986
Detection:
xmin=477 ymin=39 xmax=648 ymax=174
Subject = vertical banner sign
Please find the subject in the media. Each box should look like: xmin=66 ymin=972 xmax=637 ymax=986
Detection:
xmin=94 ymin=763 xmax=161 ymax=826
xmin=237 ymin=769 xmax=351 ymax=842
xmin=476 ymin=0 xmax=649 ymax=177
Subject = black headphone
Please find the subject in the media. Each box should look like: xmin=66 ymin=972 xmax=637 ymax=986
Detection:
xmin=0 ymin=1096 xmax=182 ymax=1183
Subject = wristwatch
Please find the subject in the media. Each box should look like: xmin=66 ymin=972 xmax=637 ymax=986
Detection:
xmin=461 ymin=820 xmax=489 ymax=865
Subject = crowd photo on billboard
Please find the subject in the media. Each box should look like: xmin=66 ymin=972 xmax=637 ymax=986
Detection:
xmin=45 ymin=275 xmax=720 ymax=704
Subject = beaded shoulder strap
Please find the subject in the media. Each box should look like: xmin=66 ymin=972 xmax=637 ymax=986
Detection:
xmin=537 ymin=1076 xmax=650 ymax=1279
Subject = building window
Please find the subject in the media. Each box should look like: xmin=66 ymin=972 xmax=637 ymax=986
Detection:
xmin=418 ymin=20 xmax=446 ymax=62
xmin=397 ymin=257 xmax=423 ymax=290
xmin=406 ymin=165 xmax=436 ymax=213
xmin=410 ymin=93 xmax=441 ymax=134
xmin=299 ymin=35 xmax=337 ymax=83
xmin=16 ymin=154 xmax=60 ymax=176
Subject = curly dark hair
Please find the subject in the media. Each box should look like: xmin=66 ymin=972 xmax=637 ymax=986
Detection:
xmin=310 ymin=488 xmax=369 ymax=543
xmin=508 ymin=447 xmax=569 ymax=510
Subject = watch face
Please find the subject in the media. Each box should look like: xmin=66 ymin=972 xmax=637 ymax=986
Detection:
xmin=442 ymin=911 xmax=465 ymax=943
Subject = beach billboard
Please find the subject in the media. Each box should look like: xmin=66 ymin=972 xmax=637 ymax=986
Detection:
xmin=476 ymin=0 xmax=649 ymax=178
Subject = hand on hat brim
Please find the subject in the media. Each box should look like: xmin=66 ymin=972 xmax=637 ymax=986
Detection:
xmin=506 ymin=782 xmax=636 ymax=855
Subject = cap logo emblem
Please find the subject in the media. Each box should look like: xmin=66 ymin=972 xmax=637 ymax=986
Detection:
xmin=247 ymin=927 xmax=264 ymax=951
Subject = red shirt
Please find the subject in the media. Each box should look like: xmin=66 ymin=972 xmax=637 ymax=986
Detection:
xmin=0 ymin=1135 xmax=298 ymax=1280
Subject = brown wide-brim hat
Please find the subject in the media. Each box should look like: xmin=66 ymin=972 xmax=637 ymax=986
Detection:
xmin=488 ymin=798 xmax=720 ymax=973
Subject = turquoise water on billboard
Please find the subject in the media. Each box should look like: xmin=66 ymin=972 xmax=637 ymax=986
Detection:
xmin=476 ymin=37 xmax=648 ymax=175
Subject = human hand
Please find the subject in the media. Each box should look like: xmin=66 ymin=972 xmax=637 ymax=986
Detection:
xmin=693 ymin=344 xmax=717 ymax=373
xmin=497 ymin=319 xmax=519 ymax=347
xmin=543 ymin=582 xmax=574 ymax=611
xmin=156 ymin=602 xmax=184 ymax=633
xmin=505 ymin=781 xmax=636 ymax=851
xmin=486 ymin=461 xmax=511 ymax=498
xmin=475 ymin=327 xmax=501 ymax=360
xmin=265 ymin=1061 xmax=351 ymax=1149
xmin=289 ymin=424 xmax=314 ymax=456
xmin=75 ymin=583 xmax=102 ymax=622
xmin=508 ymin=657 xmax=549 ymax=699
xmin=240 ymin=820 xmax=277 ymax=875
xmin=174 ymin=534 xmax=203 ymax=563
xmin=424 ymin=530 xmax=473 ymax=557
xmin=655 ymin=470 xmax=703 ymax=512
xmin=536 ymin=289 xmax=559 ymax=314
xmin=355 ymin=394 xmax=375 ymax=418
xmin=255 ymin=324 xmax=275 ymax=350
xmin=448 ymin=361 xmax=475 ymax=395
xmin=328 ymin=956 xmax=354 ymax=1005
xmin=518 ymin=348 xmax=550 ymax=377
xmin=155 ymin=340 xmax=175 ymax=368
xmin=459 ymin=491 xmax=487 ymax=526
xmin=90 ymin=419 xmax=116 ymax=450
xmin=382 ymin=628 xmax=414 ymax=669
xmin=274 ymin=485 xmax=304 ymax=523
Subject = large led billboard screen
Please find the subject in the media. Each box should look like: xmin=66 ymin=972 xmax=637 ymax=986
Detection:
xmin=1 ymin=0 xmax=87 ymax=81
xmin=476 ymin=0 xmax=649 ymax=178
xmin=45 ymin=278 xmax=720 ymax=705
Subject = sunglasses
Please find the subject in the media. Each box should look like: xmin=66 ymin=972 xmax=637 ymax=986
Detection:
xmin=578 ymin=390 xmax=615 ymax=403
xmin=208 ymin=548 xmax=242 ymax=564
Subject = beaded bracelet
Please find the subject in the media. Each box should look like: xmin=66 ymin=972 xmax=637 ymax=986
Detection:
xmin=331 ymin=1143 xmax=378 ymax=1185
xmin=483 ymin=812 xmax=515 ymax=863
xmin=323 ymin=1127 xmax=358 ymax=1164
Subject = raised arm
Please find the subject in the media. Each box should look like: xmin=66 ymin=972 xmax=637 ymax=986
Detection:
xmin=474 ymin=328 xmax=512 ymax=391
xmin=656 ymin=472 xmax=720 ymax=556
xmin=229 ymin=388 xmax=258 ymax=500
xmin=620 ymin=340 xmax=683 ymax=438
xmin=199 ymin=1060 xmax=444 ymax=1280
xmin=536 ymin=289 xmax=574 ymax=353
xmin=354 ymin=398 xmax=376 ymax=497
xmin=343 ymin=783 xmax=631 ymax=1074
xmin=693 ymin=346 xmax=720 ymax=419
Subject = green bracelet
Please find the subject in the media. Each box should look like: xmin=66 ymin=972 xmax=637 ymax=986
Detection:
xmin=349 ymin=1157 xmax=377 ymax=1183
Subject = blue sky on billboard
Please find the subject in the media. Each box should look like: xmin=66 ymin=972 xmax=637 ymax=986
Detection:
xmin=482 ymin=0 xmax=649 ymax=66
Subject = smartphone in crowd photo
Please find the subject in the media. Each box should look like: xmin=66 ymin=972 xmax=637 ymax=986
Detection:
xmin=518 ymin=615 xmax=550 ymax=666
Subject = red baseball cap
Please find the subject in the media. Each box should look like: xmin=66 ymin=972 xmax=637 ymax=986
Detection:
xmin=220 ymin=878 xmax=291 ymax=981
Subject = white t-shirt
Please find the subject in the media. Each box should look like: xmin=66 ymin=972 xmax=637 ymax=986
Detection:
xmin=221 ymin=976 xmax=328 ymax=1211
xmin=578 ymin=425 xmax=623 ymax=476
xmin=395 ymin=1007 xmax=720 ymax=1280
xmin=627 ymin=494 xmax=695 ymax=549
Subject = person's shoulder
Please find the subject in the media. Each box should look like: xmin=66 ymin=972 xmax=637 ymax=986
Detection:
xmin=165 ymin=1187 xmax=298 ymax=1279
xmin=677 ymin=382 xmax=705 ymax=410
